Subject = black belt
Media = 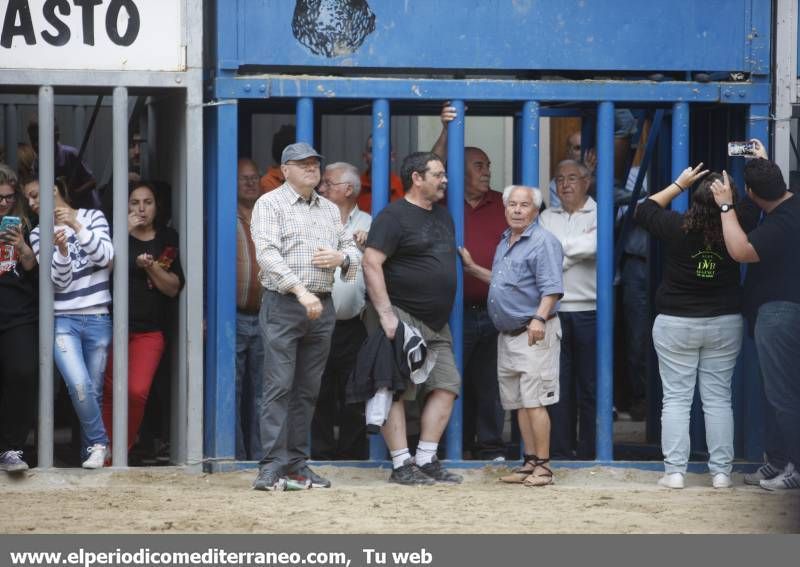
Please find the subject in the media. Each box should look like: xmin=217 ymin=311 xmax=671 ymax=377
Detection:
xmin=503 ymin=313 xmax=558 ymax=336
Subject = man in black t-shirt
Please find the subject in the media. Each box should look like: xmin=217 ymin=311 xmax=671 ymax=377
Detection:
xmin=363 ymin=151 xmax=462 ymax=486
xmin=711 ymin=144 xmax=800 ymax=491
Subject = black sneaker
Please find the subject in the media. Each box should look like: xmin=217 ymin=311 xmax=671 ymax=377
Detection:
xmin=389 ymin=459 xmax=436 ymax=486
xmin=252 ymin=468 xmax=286 ymax=491
xmin=419 ymin=457 xmax=463 ymax=484
xmin=289 ymin=465 xmax=331 ymax=488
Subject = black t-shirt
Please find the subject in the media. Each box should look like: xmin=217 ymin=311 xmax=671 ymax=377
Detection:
xmin=366 ymin=199 xmax=457 ymax=331
xmin=129 ymin=227 xmax=185 ymax=332
xmin=744 ymin=194 xmax=800 ymax=318
xmin=0 ymin=224 xmax=37 ymax=332
xmin=636 ymin=199 xmax=744 ymax=317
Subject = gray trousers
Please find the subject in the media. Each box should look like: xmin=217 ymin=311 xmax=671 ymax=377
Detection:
xmin=258 ymin=290 xmax=336 ymax=472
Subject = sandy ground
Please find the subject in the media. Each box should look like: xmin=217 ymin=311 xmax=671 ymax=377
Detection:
xmin=1 ymin=465 xmax=798 ymax=534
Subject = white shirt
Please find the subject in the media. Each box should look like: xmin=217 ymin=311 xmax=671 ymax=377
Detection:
xmin=332 ymin=206 xmax=372 ymax=320
xmin=539 ymin=196 xmax=598 ymax=312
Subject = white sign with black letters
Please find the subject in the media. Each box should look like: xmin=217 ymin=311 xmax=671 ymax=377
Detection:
xmin=0 ymin=0 xmax=184 ymax=71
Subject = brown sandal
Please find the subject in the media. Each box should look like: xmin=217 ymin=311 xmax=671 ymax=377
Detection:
xmin=523 ymin=458 xmax=554 ymax=487
xmin=499 ymin=454 xmax=538 ymax=484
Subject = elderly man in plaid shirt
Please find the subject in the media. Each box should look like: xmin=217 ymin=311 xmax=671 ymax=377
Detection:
xmin=250 ymin=142 xmax=361 ymax=491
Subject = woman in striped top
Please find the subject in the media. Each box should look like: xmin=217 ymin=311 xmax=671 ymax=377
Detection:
xmin=25 ymin=177 xmax=114 ymax=469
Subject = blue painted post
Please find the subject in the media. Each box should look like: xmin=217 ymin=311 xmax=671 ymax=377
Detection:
xmin=371 ymin=99 xmax=391 ymax=216
xmin=204 ymin=101 xmax=239 ymax=466
xmin=369 ymin=98 xmax=391 ymax=461
xmin=671 ymin=102 xmax=690 ymax=212
xmin=446 ymin=99 xmax=466 ymax=461
xmin=520 ymin=101 xmax=540 ymax=186
xmin=296 ymin=98 xmax=314 ymax=144
xmin=595 ymin=101 xmax=615 ymax=462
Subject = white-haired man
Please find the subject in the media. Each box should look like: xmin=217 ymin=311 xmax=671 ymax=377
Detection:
xmin=312 ymin=162 xmax=371 ymax=459
xmin=460 ymin=185 xmax=564 ymax=486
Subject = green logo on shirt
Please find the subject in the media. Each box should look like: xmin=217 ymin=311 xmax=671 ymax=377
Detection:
xmin=692 ymin=248 xmax=723 ymax=279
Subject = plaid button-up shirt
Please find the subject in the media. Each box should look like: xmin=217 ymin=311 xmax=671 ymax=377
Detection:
xmin=251 ymin=182 xmax=361 ymax=294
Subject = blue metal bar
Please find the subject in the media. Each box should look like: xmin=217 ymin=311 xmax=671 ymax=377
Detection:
xmin=216 ymin=77 xmax=770 ymax=104
xmin=204 ymin=101 xmax=238 ymax=463
xmin=445 ymin=100 xmax=466 ymax=461
xmin=296 ymin=98 xmax=314 ymax=145
xmin=520 ymin=101 xmax=540 ymax=186
xmin=368 ymin=98 xmax=391 ymax=461
xmin=595 ymin=101 xmax=615 ymax=462
xmin=371 ymin=99 xmax=391 ymax=216
xmin=670 ymin=102 xmax=690 ymax=212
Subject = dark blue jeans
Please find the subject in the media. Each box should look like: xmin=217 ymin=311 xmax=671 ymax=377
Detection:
xmin=754 ymin=301 xmax=800 ymax=469
xmin=549 ymin=310 xmax=597 ymax=460
xmin=462 ymin=306 xmax=505 ymax=459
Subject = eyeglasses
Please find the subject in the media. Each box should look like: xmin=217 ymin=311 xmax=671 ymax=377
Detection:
xmin=286 ymin=161 xmax=320 ymax=170
xmin=0 ymin=194 xmax=16 ymax=204
xmin=238 ymin=175 xmax=260 ymax=183
xmin=555 ymin=174 xmax=588 ymax=185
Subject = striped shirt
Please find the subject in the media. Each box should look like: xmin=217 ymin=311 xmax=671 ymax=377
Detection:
xmin=251 ymin=182 xmax=361 ymax=294
xmin=31 ymin=208 xmax=114 ymax=313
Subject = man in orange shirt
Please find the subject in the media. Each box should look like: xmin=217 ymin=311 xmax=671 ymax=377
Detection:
xmin=358 ymin=135 xmax=404 ymax=212
xmin=259 ymin=125 xmax=296 ymax=193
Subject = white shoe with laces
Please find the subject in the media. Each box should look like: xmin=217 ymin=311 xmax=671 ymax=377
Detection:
xmin=82 ymin=444 xmax=108 ymax=469
xmin=712 ymin=472 xmax=732 ymax=489
xmin=759 ymin=462 xmax=800 ymax=491
xmin=658 ymin=472 xmax=685 ymax=489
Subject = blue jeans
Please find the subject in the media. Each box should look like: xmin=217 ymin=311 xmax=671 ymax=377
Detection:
xmin=549 ymin=310 xmax=597 ymax=459
xmin=462 ymin=307 xmax=505 ymax=459
xmin=54 ymin=314 xmax=112 ymax=454
xmin=236 ymin=313 xmax=265 ymax=460
xmin=754 ymin=301 xmax=800 ymax=469
xmin=652 ymin=313 xmax=742 ymax=475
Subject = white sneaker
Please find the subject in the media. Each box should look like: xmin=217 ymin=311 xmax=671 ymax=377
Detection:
xmin=744 ymin=462 xmax=783 ymax=485
xmin=82 ymin=444 xmax=108 ymax=469
xmin=759 ymin=462 xmax=800 ymax=491
xmin=712 ymin=472 xmax=732 ymax=489
xmin=658 ymin=472 xmax=685 ymax=489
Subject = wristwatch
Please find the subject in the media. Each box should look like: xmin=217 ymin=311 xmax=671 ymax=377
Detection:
xmin=719 ymin=203 xmax=734 ymax=213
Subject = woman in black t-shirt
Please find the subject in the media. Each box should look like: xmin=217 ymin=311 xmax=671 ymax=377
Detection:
xmin=0 ymin=165 xmax=38 ymax=472
xmin=102 ymin=181 xmax=184 ymax=455
xmin=636 ymin=163 xmax=749 ymax=490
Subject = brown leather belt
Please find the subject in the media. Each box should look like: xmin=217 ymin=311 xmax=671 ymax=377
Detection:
xmin=503 ymin=313 xmax=558 ymax=336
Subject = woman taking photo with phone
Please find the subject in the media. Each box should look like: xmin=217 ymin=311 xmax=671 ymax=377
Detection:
xmin=26 ymin=176 xmax=114 ymax=469
xmin=636 ymin=164 xmax=757 ymax=489
xmin=0 ymin=165 xmax=38 ymax=472
xmin=102 ymin=181 xmax=184 ymax=458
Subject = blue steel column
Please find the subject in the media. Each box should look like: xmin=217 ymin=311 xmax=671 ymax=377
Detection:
xmin=445 ymin=100 xmax=465 ymax=460
xmin=37 ymin=87 xmax=55 ymax=469
xmin=520 ymin=101 xmax=540 ymax=186
xmin=204 ymin=101 xmax=238 ymax=466
xmin=595 ymin=101 xmax=615 ymax=461
xmin=671 ymin=102 xmax=690 ymax=212
xmin=368 ymin=99 xmax=391 ymax=461
xmin=296 ymin=98 xmax=314 ymax=144
xmin=370 ymin=99 xmax=391 ymax=215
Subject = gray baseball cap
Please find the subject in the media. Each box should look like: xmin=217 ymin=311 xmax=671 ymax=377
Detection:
xmin=281 ymin=142 xmax=324 ymax=164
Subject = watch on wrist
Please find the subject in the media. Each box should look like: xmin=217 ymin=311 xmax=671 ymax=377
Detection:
xmin=720 ymin=203 xmax=734 ymax=213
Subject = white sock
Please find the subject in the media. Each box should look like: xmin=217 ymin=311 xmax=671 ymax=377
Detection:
xmin=390 ymin=448 xmax=411 ymax=469
xmin=415 ymin=441 xmax=438 ymax=466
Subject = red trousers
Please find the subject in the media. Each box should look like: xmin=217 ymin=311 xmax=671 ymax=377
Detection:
xmin=102 ymin=331 xmax=165 ymax=450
